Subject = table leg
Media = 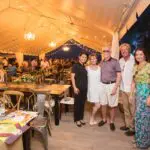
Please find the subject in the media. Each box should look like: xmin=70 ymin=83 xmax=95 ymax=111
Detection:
xmin=54 ymin=97 xmax=60 ymax=125
xmin=22 ymin=128 xmax=31 ymax=150
xmin=65 ymin=105 xmax=69 ymax=113
xmin=59 ymin=103 xmax=62 ymax=120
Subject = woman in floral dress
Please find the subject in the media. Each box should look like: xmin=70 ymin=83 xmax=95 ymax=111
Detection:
xmin=131 ymin=48 xmax=150 ymax=149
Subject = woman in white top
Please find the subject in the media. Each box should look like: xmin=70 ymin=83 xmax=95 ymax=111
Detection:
xmin=87 ymin=54 xmax=103 ymax=125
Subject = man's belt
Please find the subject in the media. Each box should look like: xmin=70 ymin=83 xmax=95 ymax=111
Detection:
xmin=102 ymin=81 xmax=116 ymax=84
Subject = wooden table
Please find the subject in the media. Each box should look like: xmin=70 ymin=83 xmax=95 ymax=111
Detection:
xmin=0 ymin=83 xmax=70 ymax=125
xmin=0 ymin=136 xmax=23 ymax=150
xmin=0 ymin=83 xmax=70 ymax=95
xmin=0 ymin=110 xmax=35 ymax=150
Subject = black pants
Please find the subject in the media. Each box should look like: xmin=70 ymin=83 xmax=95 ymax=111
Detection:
xmin=74 ymin=89 xmax=87 ymax=122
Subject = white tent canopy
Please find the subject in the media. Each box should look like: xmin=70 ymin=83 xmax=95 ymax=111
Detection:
xmin=0 ymin=0 xmax=149 ymax=57
xmin=119 ymin=0 xmax=150 ymax=38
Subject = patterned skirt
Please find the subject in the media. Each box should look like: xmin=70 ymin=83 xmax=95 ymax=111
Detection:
xmin=135 ymin=83 xmax=150 ymax=149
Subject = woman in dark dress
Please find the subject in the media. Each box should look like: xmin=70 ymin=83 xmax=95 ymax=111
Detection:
xmin=71 ymin=52 xmax=88 ymax=127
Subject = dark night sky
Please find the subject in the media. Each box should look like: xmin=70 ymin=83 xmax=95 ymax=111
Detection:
xmin=120 ymin=5 xmax=150 ymax=60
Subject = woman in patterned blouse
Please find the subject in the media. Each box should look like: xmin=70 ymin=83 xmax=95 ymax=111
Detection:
xmin=130 ymin=48 xmax=150 ymax=149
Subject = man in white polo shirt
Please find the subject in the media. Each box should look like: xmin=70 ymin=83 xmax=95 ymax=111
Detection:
xmin=119 ymin=43 xmax=135 ymax=136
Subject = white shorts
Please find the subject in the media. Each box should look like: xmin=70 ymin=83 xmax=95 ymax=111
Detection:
xmin=101 ymin=83 xmax=119 ymax=107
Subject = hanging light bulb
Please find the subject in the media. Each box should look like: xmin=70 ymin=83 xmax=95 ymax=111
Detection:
xmin=49 ymin=41 xmax=57 ymax=47
xmin=63 ymin=46 xmax=70 ymax=51
xmin=24 ymin=32 xmax=35 ymax=40
xmin=103 ymin=35 xmax=106 ymax=38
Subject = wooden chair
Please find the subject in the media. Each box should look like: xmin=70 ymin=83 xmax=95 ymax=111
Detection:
xmin=60 ymin=89 xmax=74 ymax=118
xmin=44 ymin=94 xmax=55 ymax=135
xmin=30 ymin=116 xmax=48 ymax=150
xmin=32 ymin=93 xmax=55 ymax=136
xmin=26 ymin=91 xmax=36 ymax=111
xmin=30 ymin=94 xmax=54 ymax=150
xmin=3 ymin=90 xmax=24 ymax=110
xmin=60 ymin=97 xmax=74 ymax=116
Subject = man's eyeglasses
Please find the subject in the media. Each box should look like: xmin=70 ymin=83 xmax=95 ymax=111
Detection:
xmin=103 ymin=50 xmax=110 ymax=53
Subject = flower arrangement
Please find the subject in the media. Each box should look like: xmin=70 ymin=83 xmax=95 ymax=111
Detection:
xmin=13 ymin=74 xmax=36 ymax=83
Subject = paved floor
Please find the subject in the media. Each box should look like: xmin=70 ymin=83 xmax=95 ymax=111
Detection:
xmin=31 ymin=104 xmax=137 ymax=150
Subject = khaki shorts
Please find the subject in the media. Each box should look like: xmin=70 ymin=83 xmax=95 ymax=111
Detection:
xmin=101 ymin=83 xmax=119 ymax=107
xmin=118 ymin=90 xmax=123 ymax=104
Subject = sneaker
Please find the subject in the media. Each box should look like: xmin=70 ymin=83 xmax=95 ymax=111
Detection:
xmin=75 ymin=121 xmax=82 ymax=127
xmin=98 ymin=120 xmax=107 ymax=127
xmin=125 ymin=130 xmax=135 ymax=136
xmin=120 ymin=126 xmax=129 ymax=131
xmin=80 ymin=120 xmax=86 ymax=125
xmin=110 ymin=123 xmax=116 ymax=131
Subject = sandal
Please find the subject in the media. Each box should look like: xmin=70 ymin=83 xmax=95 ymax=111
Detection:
xmin=89 ymin=121 xmax=97 ymax=126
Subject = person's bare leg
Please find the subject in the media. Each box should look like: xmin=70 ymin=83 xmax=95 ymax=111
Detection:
xmin=109 ymin=107 xmax=116 ymax=130
xmin=101 ymin=105 xmax=107 ymax=122
xmin=110 ymin=107 xmax=116 ymax=123
xmin=90 ymin=103 xmax=100 ymax=124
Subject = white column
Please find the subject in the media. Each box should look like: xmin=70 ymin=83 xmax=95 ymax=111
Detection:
xmin=15 ymin=52 xmax=23 ymax=66
xmin=111 ymin=32 xmax=119 ymax=59
xmin=39 ymin=53 xmax=45 ymax=60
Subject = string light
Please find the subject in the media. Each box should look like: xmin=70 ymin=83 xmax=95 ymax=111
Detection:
xmin=48 ymin=40 xmax=101 ymax=58
xmin=49 ymin=41 xmax=57 ymax=47
xmin=63 ymin=46 xmax=70 ymax=51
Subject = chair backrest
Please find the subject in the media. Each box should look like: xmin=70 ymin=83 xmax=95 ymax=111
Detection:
xmin=45 ymin=94 xmax=55 ymax=111
xmin=0 ymin=97 xmax=5 ymax=104
xmin=3 ymin=90 xmax=24 ymax=110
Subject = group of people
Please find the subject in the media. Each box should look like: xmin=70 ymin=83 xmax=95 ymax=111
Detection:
xmin=0 ymin=58 xmax=18 ymax=82
xmin=21 ymin=57 xmax=75 ymax=72
xmin=71 ymin=43 xmax=150 ymax=150
xmin=0 ymin=56 xmax=76 ymax=83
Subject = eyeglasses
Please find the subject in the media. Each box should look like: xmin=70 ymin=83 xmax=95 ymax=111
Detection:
xmin=103 ymin=50 xmax=110 ymax=53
